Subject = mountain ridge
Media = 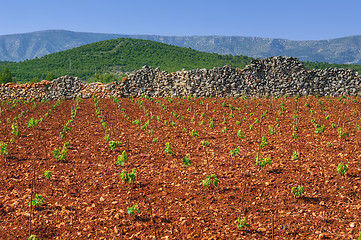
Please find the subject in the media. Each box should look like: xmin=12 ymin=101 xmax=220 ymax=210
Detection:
xmin=1 ymin=30 xmax=361 ymax=64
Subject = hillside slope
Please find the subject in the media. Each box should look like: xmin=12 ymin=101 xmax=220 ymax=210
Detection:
xmin=1 ymin=30 xmax=361 ymax=64
xmin=1 ymin=38 xmax=252 ymax=81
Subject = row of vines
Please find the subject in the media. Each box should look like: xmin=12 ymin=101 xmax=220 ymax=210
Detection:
xmin=0 ymin=94 xmax=360 ymax=239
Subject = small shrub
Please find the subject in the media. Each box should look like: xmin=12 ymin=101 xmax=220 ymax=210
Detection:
xmin=182 ymin=154 xmax=192 ymax=166
xmin=202 ymin=174 xmax=219 ymax=189
xmin=255 ymin=153 xmax=272 ymax=169
xmin=104 ymin=134 xmax=110 ymax=142
xmin=268 ymin=125 xmax=276 ymax=135
xmin=314 ymin=124 xmax=325 ymax=134
xmin=44 ymin=170 xmax=52 ymax=180
xmin=53 ymin=142 xmax=69 ymax=161
xmin=127 ymin=204 xmax=140 ymax=215
xmin=191 ymin=129 xmax=199 ymax=138
xmin=109 ymin=141 xmax=121 ymax=151
xmin=164 ymin=142 xmax=173 ymax=154
xmin=28 ymin=235 xmax=38 ymax=240
xmin=141 ymin=120 xmax=150 ymax=129
xmin=237 ymin=129 xmax=246 ymax=139
xmin=120 ymin=169 xmax=137 ymax=183
xmin=230 ymin=146 xmax=240 ymax=157
xmin=337 ymin=127 xmax=349 ymax=139
xmin=27 ymin=118 xmax=39 ymax=128
xmin=0 ymin=142 xmax=8 ymax=156
xmin=259 ymin=136 xmax=268 ymax=148
xmin=201 ymin=140 xmax=210 ymax=147
xmin=11 ymin=123 xmax=19 ymax=136
xmin=59 ymin=131 xmax=65 ymax=139
xmin=132 ymin=119 xmax=141 ymax=126
xmin=101 ymin=122 xmax=107 ymax=128
xmin=291 ymin=131 xmax=298 ymax=140
xmin=292 ymin=151 xmax=298 ymax=160
xmin=291 ymin=186 xmax=304 ymax=197
xmin=337 ymin=163 xmax=349 ymax=176
xmin=237 ymin=218 xmax=250 ymax=230
xmin=28 ymin=194 xmax=44 ymax=208
xmin=116 ymin=150 xmax=127 ymax=166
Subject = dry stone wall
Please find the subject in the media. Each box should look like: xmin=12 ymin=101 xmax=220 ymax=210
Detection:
xmin=1 ymin=56 xmax=360 ymax=100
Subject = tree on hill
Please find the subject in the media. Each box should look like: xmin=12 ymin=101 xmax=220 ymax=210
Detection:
xmin=30 ymin=77 xmax=41 ymax=83
xmin=0 ymin=66 xmax=14 ymax=84
xmin=46 ymin=72 xmax=55 ymax=81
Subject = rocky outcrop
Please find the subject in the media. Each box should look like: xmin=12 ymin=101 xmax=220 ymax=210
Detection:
xmin=1 ymin=56 xmax=360 ymax=100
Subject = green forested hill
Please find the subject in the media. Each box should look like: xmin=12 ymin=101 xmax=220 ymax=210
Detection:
xmin=0 ymin=38 xmax=252 ymax=82
xmin=1 ymin=37 xmax=361 ymax=83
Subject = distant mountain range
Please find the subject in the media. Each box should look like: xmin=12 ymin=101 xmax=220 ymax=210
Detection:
xmin=1 ymin=30 xmax=361 ymax=64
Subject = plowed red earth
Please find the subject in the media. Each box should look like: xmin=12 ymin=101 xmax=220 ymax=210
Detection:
xmin=0 ymin=96 xmax=360 ymax=239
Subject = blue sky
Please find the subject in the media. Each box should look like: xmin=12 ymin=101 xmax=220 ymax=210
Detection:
xmin=1 ymin=0 xmax=360 ymax=40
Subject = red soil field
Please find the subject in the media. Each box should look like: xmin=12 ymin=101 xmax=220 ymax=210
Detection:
xmin=0 ymin=95 xmax=360 ymax=239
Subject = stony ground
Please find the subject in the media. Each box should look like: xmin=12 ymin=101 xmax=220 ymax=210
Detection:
xmin=0 ymin=95 xmax=360 ymax=239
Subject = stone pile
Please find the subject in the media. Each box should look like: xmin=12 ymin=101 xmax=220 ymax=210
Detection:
xmin=48 ymin=76 xmax=83 ymax=100
xmin=0 ymin=75 xmax=84 ymax=100
xmin=1 ymin=56 xmax=360 ymax=100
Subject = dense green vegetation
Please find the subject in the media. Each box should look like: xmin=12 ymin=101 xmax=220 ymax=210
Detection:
xmin=0 ymin=37 xmax=360 ymax=83
xmin=0 ymin=66 xmax=15 ymax=84
xmin=0 ymin=38 xmax=252 ymax=82
xmin=303 ymin=61 xmax=361 ymax=72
